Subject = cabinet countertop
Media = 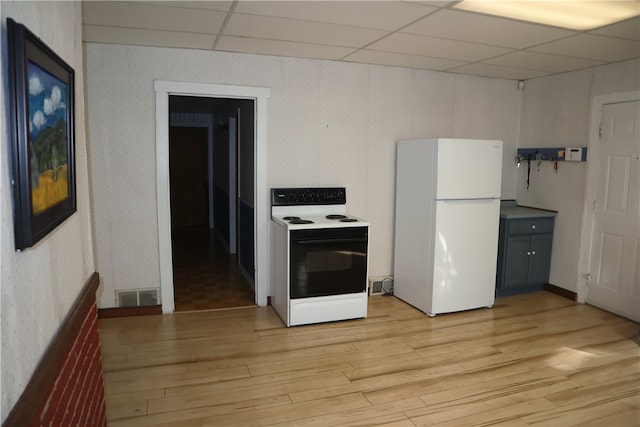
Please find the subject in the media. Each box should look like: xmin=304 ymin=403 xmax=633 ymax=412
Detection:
xmin=500 ymin=205 xmax=557 ymax=219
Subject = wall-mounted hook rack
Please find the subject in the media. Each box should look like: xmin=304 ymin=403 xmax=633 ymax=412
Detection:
xmin=516 ymin=147 xmax=587 ymax=162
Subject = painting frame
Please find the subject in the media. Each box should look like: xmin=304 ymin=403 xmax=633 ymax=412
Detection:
xmin=7 ymin=18 xmax=76 ymax=250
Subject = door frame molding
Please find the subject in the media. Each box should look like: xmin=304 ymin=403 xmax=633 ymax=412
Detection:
xmin=576 ymin=90 xmax=640 ymax=303
xmin=155 ymin=81 xmax=270 ymax=313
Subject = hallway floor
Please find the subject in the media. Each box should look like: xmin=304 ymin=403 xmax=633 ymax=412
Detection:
xmin=171 ymin=225 xmax=255 ymax=311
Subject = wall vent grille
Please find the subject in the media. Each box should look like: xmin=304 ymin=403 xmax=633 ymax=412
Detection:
xmin=116 ymin=289 xmax=159 ymax=307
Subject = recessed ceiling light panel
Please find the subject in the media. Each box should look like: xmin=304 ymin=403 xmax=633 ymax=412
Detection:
xmin=453 ymin=1 xmax=640 ymax=31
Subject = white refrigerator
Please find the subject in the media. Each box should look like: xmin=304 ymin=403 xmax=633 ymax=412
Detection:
xmin=394 ymin=138 xmax=503 ymax=316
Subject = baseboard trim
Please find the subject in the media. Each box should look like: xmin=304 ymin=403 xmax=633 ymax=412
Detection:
xmin=98 ymin=305 xmax=162 ymax=318
xmin=3 ymin=272 xmax=102 ymax=427
xmin=544 ymin=283 xmax=577 ymax=301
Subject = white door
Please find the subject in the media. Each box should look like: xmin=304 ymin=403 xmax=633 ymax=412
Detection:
xmin=587 ymin=100 xmax=640 ymax=321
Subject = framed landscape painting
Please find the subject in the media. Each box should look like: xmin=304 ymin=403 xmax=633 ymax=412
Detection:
xmin=7 ymin=18 xmax=76 ymax=250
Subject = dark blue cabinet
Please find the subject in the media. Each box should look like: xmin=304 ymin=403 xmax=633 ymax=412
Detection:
xmin=496 ymin=214 xmax=555 ymax=297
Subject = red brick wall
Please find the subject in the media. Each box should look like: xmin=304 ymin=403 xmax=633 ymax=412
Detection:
xmin=32 ymin=300 xmax=106 ymax=426
xmin=3 ymin=273 xmax=106 ymax=427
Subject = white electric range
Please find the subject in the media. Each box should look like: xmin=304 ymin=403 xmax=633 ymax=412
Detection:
xmin=270 ymin=187 xmax=369 ymax=326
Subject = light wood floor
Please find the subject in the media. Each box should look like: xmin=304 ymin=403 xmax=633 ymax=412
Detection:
xmin=99 ymin=291 xmax=640 ymax=426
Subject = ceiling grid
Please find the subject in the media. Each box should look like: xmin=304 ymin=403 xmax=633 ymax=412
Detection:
xmin=82 ymin=0 xmax=640 ymax=80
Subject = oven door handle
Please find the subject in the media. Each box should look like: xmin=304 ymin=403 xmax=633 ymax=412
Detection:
xmin=295 ymin=237 xmax=368 ymax=245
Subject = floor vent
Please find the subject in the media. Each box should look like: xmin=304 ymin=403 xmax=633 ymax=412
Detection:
xmin=369 ymin=277 xmax=393 ymax=296
xmin=117 ymin=289 xmax=159 ymax=307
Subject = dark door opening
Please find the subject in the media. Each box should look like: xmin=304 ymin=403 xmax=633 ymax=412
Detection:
xmin=168 ymin=96 xmax=256 ymax=311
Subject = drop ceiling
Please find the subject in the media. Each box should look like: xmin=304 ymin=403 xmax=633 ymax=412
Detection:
xmin=82 ymin=1 xmax=640 ymax=81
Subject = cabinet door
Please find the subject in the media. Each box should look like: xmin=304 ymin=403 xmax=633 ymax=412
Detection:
xmin=503 ymin=235 xmax=530 ymax=288
xmin=527 ymin=234 xmax=553 ymax=285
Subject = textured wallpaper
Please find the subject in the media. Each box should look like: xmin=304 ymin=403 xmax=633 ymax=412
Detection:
xmin=85 ymin=43 xmax=522 ymax=309
xmin=517 ymin=59 xmax=640 ymax=292
xmin=84 ymin=41 xmax=639 ymax=309
xmin=1 ymin=1 xmax=95 ymax=420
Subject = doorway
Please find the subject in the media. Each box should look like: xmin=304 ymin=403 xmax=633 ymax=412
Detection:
xmin=579 ymin=92 xmax=640 ymax=322
xmin=168 ymin=96 xmax=256 ymax=311
xmin=155 ymin=81 xmax=271 ymax=313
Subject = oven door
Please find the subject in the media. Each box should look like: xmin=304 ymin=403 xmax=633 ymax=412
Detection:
xmin=289 ymin=227 xmax=368 ymax=299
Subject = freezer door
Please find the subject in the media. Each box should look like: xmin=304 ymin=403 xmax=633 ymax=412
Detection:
xmin=430 ymin=198 xmax=499 ymax=315
xmin=436 ymin=139 xmax=503 ymax=200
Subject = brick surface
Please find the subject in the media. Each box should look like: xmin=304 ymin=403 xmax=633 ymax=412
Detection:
xmin=31 ymin=299 xmax=106 ymax=426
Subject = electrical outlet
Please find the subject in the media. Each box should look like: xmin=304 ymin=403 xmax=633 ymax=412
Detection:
xmin=368 ymin=276 xmax=393 ymax=295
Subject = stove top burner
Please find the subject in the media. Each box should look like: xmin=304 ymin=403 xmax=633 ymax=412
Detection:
xmin=283 ymin=216 xmax=300 ymax=221
xmin=289 ymin=219 xmax=314 ymax=224
xmin=326 ymin=214 xmax=347 ymax=220
xmin=340 ymin=218 xmax=358 ymax=222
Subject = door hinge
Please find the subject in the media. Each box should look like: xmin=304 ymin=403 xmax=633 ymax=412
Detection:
xmin=598 ymin=123 xmax=603 ymax=138
xmin=592 ymin=199 xmax=597 ymax=213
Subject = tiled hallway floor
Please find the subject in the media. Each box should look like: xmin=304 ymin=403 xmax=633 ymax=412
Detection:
xmin=171 ymin=226 xmax=255 ymax=311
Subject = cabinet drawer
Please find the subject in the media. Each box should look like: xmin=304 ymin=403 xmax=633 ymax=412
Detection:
xmin=508 ymin=218 xmax=554 ymax=235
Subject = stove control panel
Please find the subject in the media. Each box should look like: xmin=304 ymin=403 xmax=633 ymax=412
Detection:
xmin=271 ymin=187 xmax=346 ymax=206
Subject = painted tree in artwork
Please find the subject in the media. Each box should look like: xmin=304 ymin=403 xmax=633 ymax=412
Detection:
xmin=28 ymin=63 xmax=69 ymax=214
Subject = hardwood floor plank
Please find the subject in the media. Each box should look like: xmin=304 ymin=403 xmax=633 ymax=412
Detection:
xmin=108 ymin=395 xmax=294 ymax=426
xmin=104 ymin=363 xmax=187 ymax=383
xmin=105 ymin=364 xmax=251 ymax=395
xmin=105 ymin=397 xmax=149 ymax=421
xmin=544 ymin=373 xmax=640 ymax=407
xmin=348 ymin=350 xmax=426 ymax=371
xmin=267 ymin=397 xmax=425 ymax=427
xmin=566 ymin=355 xmax=640 ymax=386
xmin=247 ymin=354 xmax=355 ymax=377
xmin=367 ymin=420 xmax=417 ymax=427
xmin=418 ymin=366 xmax=578 ymax=407
xmin=406 ymin=320 xmax=537 ymax=351
xmin=155 ymin=392 xmax=371 ymax=427
xmin=291 ymin=361 xmax=466 ymax=404
xmin=577 ymin=408 xmax=640 ymax=426
xmin=363 ymin=356 xmax=536 ymax=406
xmin=342 ymin=350 xmax=467 ymax=382
xmin=575 ymin=336 xmax=640 ymax=356
xmin=416 ymin=397 xmax=557 ymax=426
xmin=148 ymin=371 xmax=351 ymax=414
xmin=522 ymin=395 xmax=639 ymax=426
xmin=100 ymin=291 xmax=640 ymax=426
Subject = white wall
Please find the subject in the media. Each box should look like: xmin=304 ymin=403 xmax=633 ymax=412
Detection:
xmin=84 ymin=43 xmax=522 ymax=308
xmin=517 ymin=59 xmax=640 ymax=292
xmin=0 ymin=1 xmax=94 ymax=420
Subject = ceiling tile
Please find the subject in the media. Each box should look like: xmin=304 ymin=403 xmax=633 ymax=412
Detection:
xmin=80 ymin=0 xmax=640 ymax=81
xmin=233 ymin=1 xmax=437 ymax=31
xmin=531 ymin=33 xmax=640 ymax=62
xmin=450 ymin=63 xmax=551 ymax=80
xmin=344 ymin=49 xmax=466 ymax=70
xmin=484 ymin=51 xmax=606 ymax=73
xmin=590 ymin=16 xmax=640 ymax=40
xmin=82 ymin=1 xmax=226 ymax=34
xmin=403 ymin=9 xmax=576 ymax=49
xmin=368 ymin=33 xmax=514 ymax=62
xmin=225 ymin=13 xmax=389 ymax=48
xmin=216 ymin=36 xmax=357 ymax=60
xmin=83 ymin=25 xmax=216 ymax=50
xmin=406 ymin=1 xmax=457 ymax=7
xmin=136 ymin=1 xmax=233 ymax=12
